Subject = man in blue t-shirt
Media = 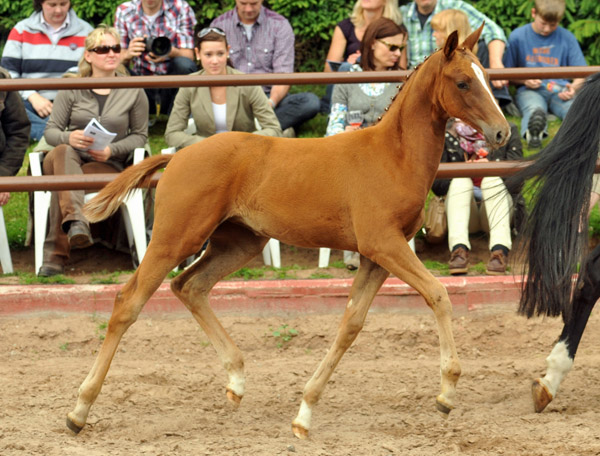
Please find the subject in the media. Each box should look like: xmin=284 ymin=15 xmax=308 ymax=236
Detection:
xmin=503 ymin=0 xmax=587 ymax=148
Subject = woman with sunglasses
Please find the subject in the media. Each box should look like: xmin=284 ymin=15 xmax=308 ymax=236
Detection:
xmin=38 ymin=25 xmax=148 ymax=277
xmin=324 ymin=18 xmax=407 ymax=269
xmin=165 ymin=27 xmax=282 ymax=150
xmin=324 ymin=0 xmax=403 ymax=72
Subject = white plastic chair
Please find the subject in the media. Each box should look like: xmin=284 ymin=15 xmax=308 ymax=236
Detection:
xmin=317 ymin=238 xmax=416 ymax=268
xmin=0 ymin=207 xmax=14 ymax=273
xmin=161 ymin=145 xmax=280 ymax=268
xmin=29 ymin=148 xmax=148 ymax=274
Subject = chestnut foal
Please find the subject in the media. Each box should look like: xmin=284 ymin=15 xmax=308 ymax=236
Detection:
xmin=67 ymin=26 xmax=509 ymax=438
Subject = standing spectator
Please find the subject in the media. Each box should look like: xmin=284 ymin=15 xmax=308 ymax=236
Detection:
xmin=325 ymin=18 xmax=407 ymax=269
xmin=0 ymin=66 xmax=30 ymax=207
xmin=114 ymin=0 xmax=197 ymax=117
xmin=165 ymin=27 xmax=282 ymax=150
xmin=503 ymin=0 xmax=587 ymax=148
xmin=324 ymin=0 xmax=403 ymax=71
xmin=400 ymin=0 xmax=507 ymax=92
xmin=211 ymin=0 xmax=320 ymax=136
xmin=39 ymin=25 xmax=148 ymax=277
xmin=1 ymin=0 xmax=92 ymax=141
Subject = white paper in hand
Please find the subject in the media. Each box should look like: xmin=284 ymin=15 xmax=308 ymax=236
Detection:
xmin=82 ymin=118 xmax=117 ymax=151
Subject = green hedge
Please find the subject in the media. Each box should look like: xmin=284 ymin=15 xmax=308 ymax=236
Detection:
xmin=1 ymin=0 xmax=599 ymax=70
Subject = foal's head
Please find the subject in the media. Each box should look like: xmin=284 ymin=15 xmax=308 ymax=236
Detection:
xmin=434 ymin=24 xmax=510 ymax=148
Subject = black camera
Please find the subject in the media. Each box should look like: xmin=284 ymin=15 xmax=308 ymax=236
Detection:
xmin=144 ymin=36 xmax=172 ymax=57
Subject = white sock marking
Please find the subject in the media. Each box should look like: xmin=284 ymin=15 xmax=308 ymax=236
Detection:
xmin=294 ymin=400 xmax=312 ymax=430
xmin=228 ymin=372 xmax=245 ymax=397
xmin=541 ymin=341 xmax=573 ymax=397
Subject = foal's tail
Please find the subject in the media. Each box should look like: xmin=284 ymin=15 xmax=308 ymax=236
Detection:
xmin=83 ymin=154 xmax=173 ymax=222
xmin=508 ymin=72 xmax=600 ymax=321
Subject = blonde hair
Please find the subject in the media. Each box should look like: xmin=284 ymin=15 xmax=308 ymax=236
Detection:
xmin=77 ymin=24 xmax=128 ymax=77
xmin=350 ymin=0 xmax=402 ymax=29
xmin=430 ymin=9 xmax=478 ymax=53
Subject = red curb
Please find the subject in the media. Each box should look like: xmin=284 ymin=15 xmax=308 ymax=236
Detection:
xmin=0 ymin=275 xmax=523 ymax=316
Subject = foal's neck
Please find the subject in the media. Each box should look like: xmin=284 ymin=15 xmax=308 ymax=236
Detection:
xmin=380 ymin=64 xmax=448 ymax=153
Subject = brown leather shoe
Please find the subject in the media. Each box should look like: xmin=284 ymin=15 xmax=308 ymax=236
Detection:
xmin=486 ymin=249 xmax=507 ymax=275
xmin=38 ymin=263 xmax=64 ymax=277
xmin=67 ymin=221 xmax=93 ymax=249
xmin=449 ymin=247 xmax=469 ymax=275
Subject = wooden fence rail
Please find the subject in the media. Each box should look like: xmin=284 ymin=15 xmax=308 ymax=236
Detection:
xmin=0 ymin=161 xmax=537 ymax=192
xmin=1 ymin=66 xmax=598 ymax=91
xmin=0 ymin=66 xmax=598 ymax=192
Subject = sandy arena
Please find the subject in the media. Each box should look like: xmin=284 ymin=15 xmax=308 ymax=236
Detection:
xmin=2 ymin=302 xmax=600 ymax=455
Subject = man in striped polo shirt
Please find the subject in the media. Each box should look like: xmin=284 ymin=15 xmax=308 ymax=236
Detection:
xmin=1 ymin=0 xmax=93 ymax=141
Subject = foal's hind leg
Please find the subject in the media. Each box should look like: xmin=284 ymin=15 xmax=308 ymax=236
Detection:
xmin=292 ymin=257 xmax=390 ymax=438
xmin=66 ymin=254 xmax=176 ymax=433
xmin=533 ymin=245 xmax=600 ymax=412
xmin=170 ymin=222 xmax=268 ymax=407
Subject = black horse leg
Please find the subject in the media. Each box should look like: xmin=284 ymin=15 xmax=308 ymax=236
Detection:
xmin=532 ymin=244 xmax=600 ymax=412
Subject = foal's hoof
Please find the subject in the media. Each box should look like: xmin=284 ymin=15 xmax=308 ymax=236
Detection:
xmin=532 ymin=379 xmax=553 ymax=413
xmin=435 ymin=397 xmax=453 ymax=416
xmin=66 ymin=415 xmax=84 ymax=434
xmin=226 ymin=388 xmax=242 ymax=408
xmin=292 ymin=422 xmax=309 ymax=440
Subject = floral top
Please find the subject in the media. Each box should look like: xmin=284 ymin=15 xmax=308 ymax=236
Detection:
xmin=325 ymin=64 xmax=401 ymax=136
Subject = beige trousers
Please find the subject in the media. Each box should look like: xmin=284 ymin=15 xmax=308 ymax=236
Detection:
xmin=42 ymin=145 xmax=119 ymax=266
xmin=446 ymin=176 xmax=513 ymax=251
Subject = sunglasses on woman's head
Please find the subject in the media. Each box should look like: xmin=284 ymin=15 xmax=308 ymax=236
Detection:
xmin=198 ymin=27 xmax=226 ymax=39
xmin=89 ymin=45 xmax=121 ymax=54
xmin=377 ymin=39 xmax=406 ymax=53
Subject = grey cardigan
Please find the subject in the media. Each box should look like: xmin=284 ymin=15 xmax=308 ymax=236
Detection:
xmin=44 ymin=85 xmax=148 ymax=171
xmin=165 ymin=66 xmax=282 ymax=150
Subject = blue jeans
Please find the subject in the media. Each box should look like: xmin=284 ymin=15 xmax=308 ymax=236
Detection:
xmin=274 ymin=92 xmax=320 ymax=131
xmin=516 ymin=87 xmax=574 ymax=137
xmin=24 ymin=100 xmax=49 ymax=141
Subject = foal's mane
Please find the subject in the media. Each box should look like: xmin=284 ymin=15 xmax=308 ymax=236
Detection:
xmin=373 ymin=44 xmax=472 ymax=126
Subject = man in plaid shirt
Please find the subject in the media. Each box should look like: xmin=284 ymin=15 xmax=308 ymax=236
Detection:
xmin=115 ymin=0 xmax=197 ymax=115
xmin=400 ymin=0 xmax=507 ymax=90
xmin=211 ymin=0 xmax=320 ymax=134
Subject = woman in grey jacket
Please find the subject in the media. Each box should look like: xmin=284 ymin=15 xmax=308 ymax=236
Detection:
xmin=39 ymin=25 xmax=148 ymax=277
xmin=165 ymin=27 xmax=281 ymax=150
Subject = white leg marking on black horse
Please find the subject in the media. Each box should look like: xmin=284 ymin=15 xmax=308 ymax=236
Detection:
xmin=540 ymin=341 xmax=573 ymax=397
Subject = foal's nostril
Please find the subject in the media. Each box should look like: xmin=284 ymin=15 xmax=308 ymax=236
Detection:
xmin=495 ymin=130 xmax=505 ymax=145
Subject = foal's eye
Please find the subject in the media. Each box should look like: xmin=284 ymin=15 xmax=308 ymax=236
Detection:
xmin=457 ymin=81 xmax=470 ymax=90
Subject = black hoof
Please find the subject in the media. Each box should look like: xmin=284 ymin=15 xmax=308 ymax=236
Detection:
xmin=66 ymin=417 xmax=83 ymax=434
xmin=436 ymin=401 xmax=452 ymax=415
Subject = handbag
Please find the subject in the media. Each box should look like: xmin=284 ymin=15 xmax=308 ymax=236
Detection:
xmin=424 ymin=196 xmax=447 ymax=244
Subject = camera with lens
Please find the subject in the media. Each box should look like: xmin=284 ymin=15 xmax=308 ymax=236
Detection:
xmin=144 ymin=36 xmax=172 ymax=57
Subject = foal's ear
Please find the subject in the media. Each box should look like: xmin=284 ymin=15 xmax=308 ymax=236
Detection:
xmin=462 ymin=23 xmax=484 ymax=51
xmin=443 ymin=30 xmax=459 ymax=59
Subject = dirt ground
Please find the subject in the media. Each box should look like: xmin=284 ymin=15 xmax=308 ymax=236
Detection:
xmin=2 ymin=304 xmax=600 ymax=455
xmin=7 ymin=235 xmax=497 ymax=283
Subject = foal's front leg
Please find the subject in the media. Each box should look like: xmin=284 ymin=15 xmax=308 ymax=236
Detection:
xmin=292 ymin=257 xmax=389 ymax=438
xmin=373 ymin=238 xmax=461 ymax=415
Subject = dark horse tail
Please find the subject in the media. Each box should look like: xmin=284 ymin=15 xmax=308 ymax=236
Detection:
xmin=508 ymin=72 xmax=600 ymax=321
